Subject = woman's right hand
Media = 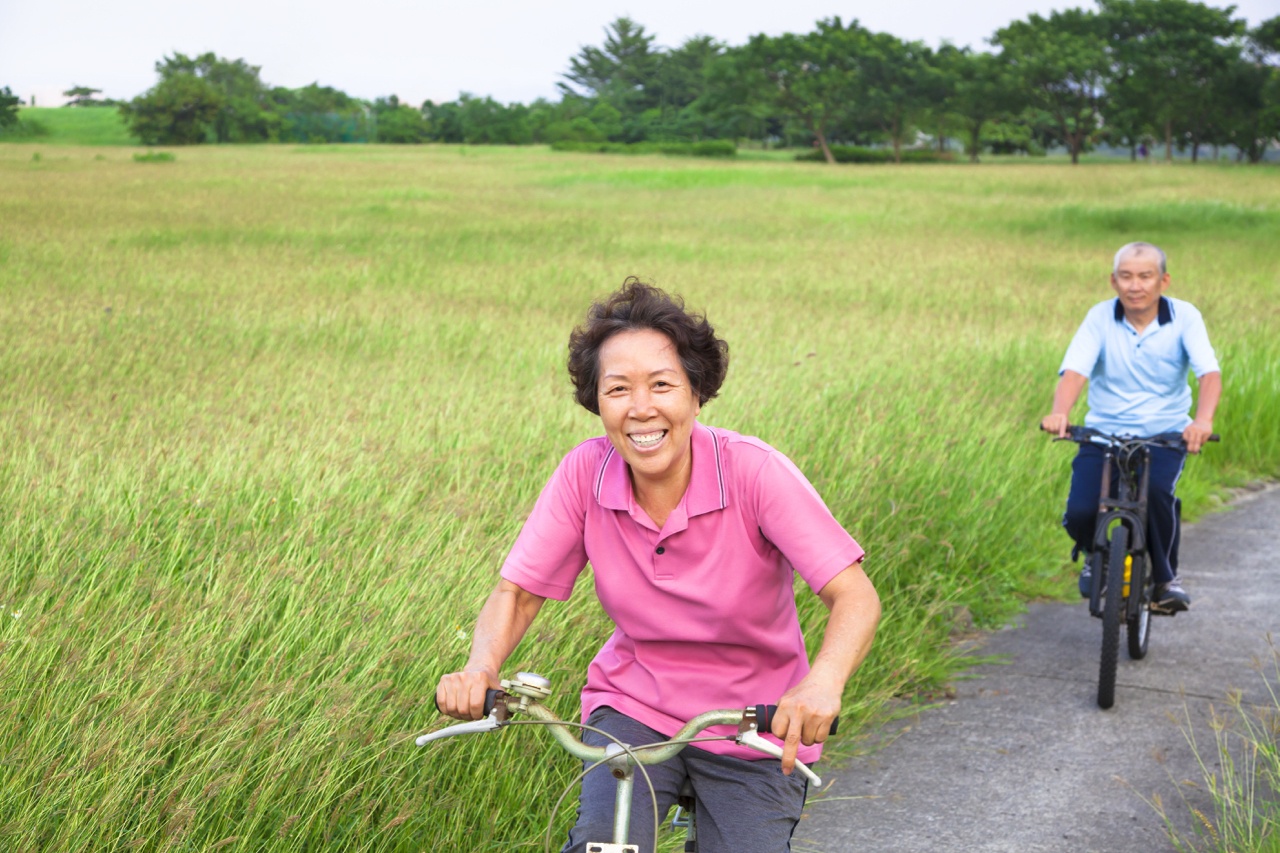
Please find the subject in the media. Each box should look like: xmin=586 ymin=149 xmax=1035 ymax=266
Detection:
xmin=435 ymin=578 xmax=547 ymax=720
xmin=435 ymin=668 xmax=499 ymax=721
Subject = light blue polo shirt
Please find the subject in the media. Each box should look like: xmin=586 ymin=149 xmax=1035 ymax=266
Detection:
xmin=1060 ymin=296 xmax=1219 ymax=437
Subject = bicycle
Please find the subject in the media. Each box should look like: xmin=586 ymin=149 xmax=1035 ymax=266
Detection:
xmin=1048 ymin=425 xmax=1218 ymax=709
xmin=418 ymin=671 xmax=835 ymax=853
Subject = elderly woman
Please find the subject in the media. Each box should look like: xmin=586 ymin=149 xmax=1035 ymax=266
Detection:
xmin=436 ymin=279 xmax=880 ymax=852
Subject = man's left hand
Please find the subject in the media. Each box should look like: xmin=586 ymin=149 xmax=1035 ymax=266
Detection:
xmin=1183 ymin=419 xmax=1213 ymax=454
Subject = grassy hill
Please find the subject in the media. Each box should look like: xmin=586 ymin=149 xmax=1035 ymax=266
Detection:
xmin=1 ymin=105 xmax=139 ymax=145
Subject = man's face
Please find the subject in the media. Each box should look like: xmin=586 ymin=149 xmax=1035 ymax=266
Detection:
xmin=1110 ymin=251 xmax=1170 ymax=318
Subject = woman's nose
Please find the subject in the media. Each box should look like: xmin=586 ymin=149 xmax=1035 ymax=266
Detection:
xmin=630 ymin=388 xmax=655 ymax=417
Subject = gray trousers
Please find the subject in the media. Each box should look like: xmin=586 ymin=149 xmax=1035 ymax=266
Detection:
xmin=562 ymin=706 xmax=809 ymax=853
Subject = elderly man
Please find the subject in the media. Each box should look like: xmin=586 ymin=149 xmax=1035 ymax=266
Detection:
xmin=1041 ymin=242 xmax=1221 ymax=611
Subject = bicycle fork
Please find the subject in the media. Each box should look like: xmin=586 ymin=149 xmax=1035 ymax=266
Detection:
xmin=1089 ymin=447 xmax=1150 ymax=620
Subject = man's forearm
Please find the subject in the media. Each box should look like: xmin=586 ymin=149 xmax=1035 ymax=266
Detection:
xmin=1051 ymin=370 xmax=1088 ymax=417
xmin=1193 ymin=371 xmax=1222 ymax=425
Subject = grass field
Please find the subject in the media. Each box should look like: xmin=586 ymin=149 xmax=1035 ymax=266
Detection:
xmin=2 ymin=106 xmax=140 ymax=145
xmin=1 ymin=143 xmax=1277 ymax=852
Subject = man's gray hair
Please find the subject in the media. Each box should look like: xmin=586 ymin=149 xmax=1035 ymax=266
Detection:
xmin=1113 ymin=242 xmax=1167 ymax=275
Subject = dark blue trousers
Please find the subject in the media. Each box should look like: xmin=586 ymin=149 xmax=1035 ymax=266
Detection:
xmin=1064 ymin=442 xmax=1186 ymax=585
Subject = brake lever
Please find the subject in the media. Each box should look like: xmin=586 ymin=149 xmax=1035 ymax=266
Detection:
xmin=415 ymin=713 xmax=504 ymax=746
xmin=736 ymin=729 xmax=823 ymax=787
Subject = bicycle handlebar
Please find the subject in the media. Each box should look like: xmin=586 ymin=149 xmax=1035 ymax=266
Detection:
xmin=756 ymin=703 xmax=838 ymax=737
xmin=433 ymin=692 xmax=838 ymax=738
xmin=420 ymin=677 xmax=835 ymax=787
xmin=1041 ymin=424 xmax=1220 ymax=448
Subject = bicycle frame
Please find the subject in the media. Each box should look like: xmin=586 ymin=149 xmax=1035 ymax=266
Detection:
xmin=1086 ymin=440 xmax=1151 ymax=622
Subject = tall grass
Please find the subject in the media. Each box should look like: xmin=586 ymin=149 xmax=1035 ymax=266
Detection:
xmin=1151 ymin=638 xmax=1280 ymax=852
xmin=1 ymin=144 xmax=1277 ymax=851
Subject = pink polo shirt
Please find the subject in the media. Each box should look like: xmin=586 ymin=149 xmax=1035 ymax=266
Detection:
xmin=501 ymin=423 xmax=864 ymax=762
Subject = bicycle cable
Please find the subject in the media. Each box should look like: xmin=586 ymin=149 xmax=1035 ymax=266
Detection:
xmin=500 ymin=718 xmax=740 ymax=853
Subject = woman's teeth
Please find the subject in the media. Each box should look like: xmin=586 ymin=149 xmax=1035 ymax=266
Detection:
xmin=632 ymin=431 xmax=666 ymax=447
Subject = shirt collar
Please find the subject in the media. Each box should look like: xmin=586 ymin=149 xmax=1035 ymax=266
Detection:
xmin=593 ymin=422 xmax=728 ymax=517
xmin=1113 ymin=296 xmax=1172 ymax=326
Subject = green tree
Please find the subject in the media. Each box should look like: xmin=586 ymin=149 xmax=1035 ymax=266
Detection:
xmin=732 ymin=18 xmax=869 ymax=163
xmin=372 ymin=95 xmax=429 ymax=143
xmin=650 ymin=35 xmax=726 ymax=140
xmin=121 ymin=52 xmax=276 ymax=144
xmin=936 ymin=47 xmax=1020 ymax=162
xmin=993 ymin=8 xmax=1110 ymax=164
xmin=423 ymin=99 xmax=464 ymax=142
xmin=1222 ymin=17 xmax=1280 ymax=162
xmin=534 ymin=95 xmax=608 ymax=143
xmin=560 ymin=16 xmax=662 ymax=130
xmin=120 ymin=73 xmax=223 ymax=145
xmin=0 ymin=86 xmax=19 ymax=129
xmin=271 ymin=84 xmax=369 ymax=142
xmin=1099 ymin=0 xmax=1244 ymax=162
xmin=458 ymin=94 xmax=532 ymax=144
xmin=62 ymin=85 xmax=105 ymax=107
xmin=857 ymin=33 xmax=939 ymax=162
xmin=700 ymin=48 xmax=782 ymax=146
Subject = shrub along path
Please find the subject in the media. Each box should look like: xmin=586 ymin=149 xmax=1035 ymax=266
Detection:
xmin=799 ymin=484 xmax=1280 ymax=853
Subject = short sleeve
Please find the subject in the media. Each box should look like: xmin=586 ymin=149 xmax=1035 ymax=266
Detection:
xmin=1060 ymin=306 xmax=1104 ymax=377
xmin=752 ymin=451 xmax=865 ymax=595
xmin=1180 ymin=305 xmax=1220 ymax=378
xmin=500 ymin=451 xmax=591 ymax=601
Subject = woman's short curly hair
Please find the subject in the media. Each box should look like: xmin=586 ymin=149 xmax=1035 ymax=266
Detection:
xmin=567 ymin=277 xmax=729 ymax=416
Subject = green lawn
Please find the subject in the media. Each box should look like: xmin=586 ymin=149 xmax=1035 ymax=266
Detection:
xmin=2 ymin=106 xmax=139 ymax=145
xmin=1 ymin=144 xmax=1276 ymax=851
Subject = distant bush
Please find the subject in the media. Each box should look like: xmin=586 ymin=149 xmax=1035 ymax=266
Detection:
xmin=689 ymin=140 xmax=737 ymax=158
xmin=133 ymin=151 xmax=176 ymax=163
xmin=550 ymin=139 xmax=736 ymax=158
xmin=795 ymin=146 xmax=954 ymax=164
xmin=0 ymin=118 xmax=51 ymax=140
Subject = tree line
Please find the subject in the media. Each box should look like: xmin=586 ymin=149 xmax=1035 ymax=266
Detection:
xmin=8 ymin=0 xmax=1278 ymax=163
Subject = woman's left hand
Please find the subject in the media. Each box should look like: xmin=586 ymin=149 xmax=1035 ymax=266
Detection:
xmin=771 ymin=676 xmax=842 ymax=776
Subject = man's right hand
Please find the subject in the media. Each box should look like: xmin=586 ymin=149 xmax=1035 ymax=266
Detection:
xmin=1041 ymin=413 xmax=1070 ymax=438
xmin=435 ymin=668 xmax=499 ymax=721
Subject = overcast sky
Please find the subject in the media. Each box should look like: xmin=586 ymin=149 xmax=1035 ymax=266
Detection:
xmin=3 ymin=1 xmax=1276 ymax=108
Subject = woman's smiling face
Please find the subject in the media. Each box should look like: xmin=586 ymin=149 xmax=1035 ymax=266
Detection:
xmin=596 ymin=328 xmax=701 ymax=492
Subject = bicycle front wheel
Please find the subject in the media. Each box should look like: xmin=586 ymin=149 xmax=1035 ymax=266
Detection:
xmin=1098 ymin=525 xmax=1128 ymax=709
xmin=1127 ymin=555 xmax=1151 ymax=660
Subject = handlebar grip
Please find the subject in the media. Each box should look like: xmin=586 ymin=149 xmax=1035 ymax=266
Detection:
xmin=754 ymin=704 xmax=840 ymax=737
xmin=434 ymin=688 xmax=504 ymax=717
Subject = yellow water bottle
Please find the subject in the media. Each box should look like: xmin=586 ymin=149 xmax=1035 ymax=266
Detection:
xmin=1122 ymin=554 xmax=1132 ymax=598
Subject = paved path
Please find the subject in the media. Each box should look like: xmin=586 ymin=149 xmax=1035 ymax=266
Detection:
xmin=798 ymin=485 xmax=1279 ymax=853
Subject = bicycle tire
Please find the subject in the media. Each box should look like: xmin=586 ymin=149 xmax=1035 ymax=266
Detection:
xmin=1127 ymin=555 xmax=1151 ymax=660
xmin=1098 ymin=525 xmax=1128 ymax=709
